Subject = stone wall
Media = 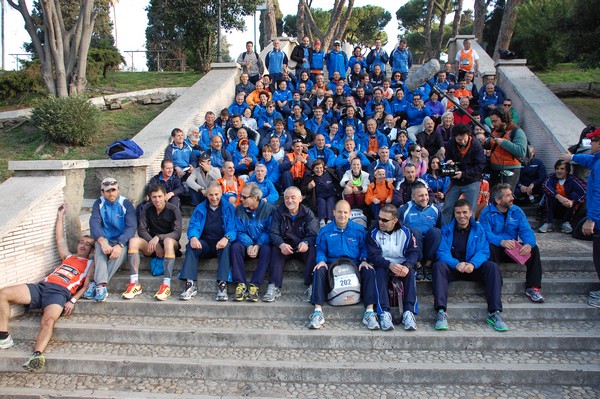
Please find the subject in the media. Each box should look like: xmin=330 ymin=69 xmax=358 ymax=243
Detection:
xmin=0 ymin=176 xmax=66 ymax=316
xmin=2 ymin=64 xmax=239 ymax=301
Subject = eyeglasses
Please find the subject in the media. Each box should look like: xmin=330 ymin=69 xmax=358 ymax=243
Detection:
xmin=503 ymin=103 xmax=512 ymax=107
xmin=378 ymin=217 xmax=395 ymax=223
xmin=414 ymin=149 xmax=422 ymax=152
xmin=241 ymin=194 xmax=252 ymax=200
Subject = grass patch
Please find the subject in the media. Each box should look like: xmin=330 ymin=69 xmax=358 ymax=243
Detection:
xmin=92 ymin=71 xmax=203 ymax=93
xmin=562 ymin=97 xmax=600 ymax=127
xmin=0 ymin=101 xmax=171 ymax=183
xmin=535 ymin=63 xmax=600 ymax=85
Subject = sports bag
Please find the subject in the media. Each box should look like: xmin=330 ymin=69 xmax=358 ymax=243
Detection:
xmin=106 ymin=139 xmax=144 ymax=160
xmin=327 ymin=258 xmax=361 ymax=306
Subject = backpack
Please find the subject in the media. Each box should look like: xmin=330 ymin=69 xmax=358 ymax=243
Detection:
xmin=572 ymin=203 xmax=593 ymax=241
xmin=106 ymin=139 xmax=144 ymax=160
xmin=150 ymin=257 xmax=164 ymax=276
xmin=327 ymin=258 xmax=361 ymax=306
xmin=508 ymin=128 xmax=532 ymax=166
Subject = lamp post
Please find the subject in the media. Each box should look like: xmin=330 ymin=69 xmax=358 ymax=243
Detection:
xmin=216 ymin=0 xmax=222 ymax=63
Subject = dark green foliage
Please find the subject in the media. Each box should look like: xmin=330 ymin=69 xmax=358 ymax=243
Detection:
xmin=145 ymin=0 xmax=260 ymax=72
xmin=0 ymin=63 xmax=45 ymax=99
xmin=87 ymin=39 xmax=127 ymax=83
xmin=31 ymin=96 xmax=100 ymax=146
xmin=567 ymin=0 xmax=600 ymax=68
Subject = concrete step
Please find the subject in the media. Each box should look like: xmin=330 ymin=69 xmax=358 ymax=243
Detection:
xmin=1 ymin=375 xmax=598 ymax=398
xmin=128 ymin=254 xmax=597 ymax=274
xmin=1 ymin=348 xmax=598 ymax=386
xmin=105 ymin=272 xmax=599 ymax=298
xmin=7 ymin=339 xmax=600 ymax=366
xmin=8 ymin=318 xmax=600 ymax=351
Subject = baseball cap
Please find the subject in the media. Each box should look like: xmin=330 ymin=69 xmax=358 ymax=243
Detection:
xmin=334 ymin=40 xmax=341 ymax=45
xmin=198 ymin=152 xmax=211 ymax=162
xmin=101 ymin=177 xmax=118 ymax=190
xmin=314 ymin=40 xmax=321 ymax=45
xmin=585 ymin=128 xmax=600 ymax=140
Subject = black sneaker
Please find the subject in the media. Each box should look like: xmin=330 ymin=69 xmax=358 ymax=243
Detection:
xmin=414 ymin=263 xmax=424 ymax=282
xmin=423 ymin=265 xmax=432 ymax=282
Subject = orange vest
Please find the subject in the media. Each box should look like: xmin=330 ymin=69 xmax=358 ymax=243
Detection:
xmin=286 ymin=152 xmax=309 ymax=179
xmin=458 ymin=49 xmax=475 ymax=72
xmin=44 ymin=255 xmax=92 ymax=294
xmin=490 ymin=129 xmax=521 ymax=168
xmin=365 ymin=181 xmax=393 ymax=205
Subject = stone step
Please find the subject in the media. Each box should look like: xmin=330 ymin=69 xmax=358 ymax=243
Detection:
xmin=7 ymin=340 xmax=600 ymax=366
xmin=1 ymin=375 xmax=598 ymax=398
xmin=1 ymin=348 xmax=598 ymax=387
xmin=129 ymin=254 xmax=597 ymax=274
xmin=106 ymin=273 xmax=598 ymax=297
xmin=7 ymin=319 xmax=600 ymax=351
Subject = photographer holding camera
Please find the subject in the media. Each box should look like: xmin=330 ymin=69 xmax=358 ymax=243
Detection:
xmin=441 ymin=123 xmax=487 ymax=224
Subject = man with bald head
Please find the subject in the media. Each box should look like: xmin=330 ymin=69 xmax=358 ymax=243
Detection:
xmin=308 ymin=200 xmax=383 ymax=331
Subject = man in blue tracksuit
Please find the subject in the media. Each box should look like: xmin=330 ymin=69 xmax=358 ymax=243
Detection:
xmin=479 ymin=183 xmax=544 ymax=303
xmin=265 ymin=39 xmax=289 ymax=88
xmin=389 ymin=39 xmax=413 ymax=81
xmin=325 ymin=41 xmax=348 ymax=79
xmin=432 ymin=199 xmax=508 ymax=332
xmin=368 ymin=204 xmax=420 ymax=331
xmin=89 ymin=177 xmax=137 ymax=302
xmin=178 ymin=183 xmax=236 ymax=302
xmin=308 ymin=200 xmax=380 ymax=330
xmin=230 ymin=183 xmax=275 ymax=303
xmin=398 ymin=183 xmax=442 ymax=282
xmin=561 ymin=128 xmax=600 ymax=307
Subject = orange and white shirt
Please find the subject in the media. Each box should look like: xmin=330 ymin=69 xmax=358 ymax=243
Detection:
xmin=44 ymin=255 xmax=93 ymax=294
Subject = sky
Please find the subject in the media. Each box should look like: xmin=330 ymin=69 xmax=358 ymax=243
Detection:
xmin=2 ymin=0 xmax=472 ymax=72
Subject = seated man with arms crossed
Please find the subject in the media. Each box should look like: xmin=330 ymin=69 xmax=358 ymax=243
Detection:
xmin=0 ymin=204 xmax=94 ymax=371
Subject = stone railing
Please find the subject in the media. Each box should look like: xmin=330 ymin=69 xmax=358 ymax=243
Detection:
xmin=496 ymin=59 xmax=586 ymax=166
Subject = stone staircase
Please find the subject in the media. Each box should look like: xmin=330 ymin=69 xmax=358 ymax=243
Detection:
xmin=0 ymin=207 xmax=599 ymax=398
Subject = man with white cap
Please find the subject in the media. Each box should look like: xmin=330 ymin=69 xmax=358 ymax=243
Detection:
xmin=88 ymin=177 xmax=137 ymax=302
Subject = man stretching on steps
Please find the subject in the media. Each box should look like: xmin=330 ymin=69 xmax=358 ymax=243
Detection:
xmin=0 ymin=204 xmax=95 ymax=371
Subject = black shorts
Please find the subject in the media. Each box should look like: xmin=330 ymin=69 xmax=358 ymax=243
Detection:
xmin=27 ymin=282 xmax=71 ymax=310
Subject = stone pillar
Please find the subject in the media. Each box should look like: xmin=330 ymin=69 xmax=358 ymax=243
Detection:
xmin=9 ymin=160 xmax=88 ymax=252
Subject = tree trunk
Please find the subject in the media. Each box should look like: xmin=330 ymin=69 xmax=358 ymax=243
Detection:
xmin=493 ymin=0 xmax=523 ymax=61
xmin=452 ymin=0 xmax=464 ymax=38
xmin=473 ymin=0 xmax=486 ymax=42
xmin=262 ymin=0 xmax=277 ymax=47
xmin=302 ymin=0 xmax=354 ymax=50
xmin=296 ymin=0 xmax=305 ymax=39
xmin=435 ymin=0 xmax=452 ymax=59
xmin=8 ymin=0 xmax=96 ymax=97
xmin=423 ymin=0 xmax=434 ymax=60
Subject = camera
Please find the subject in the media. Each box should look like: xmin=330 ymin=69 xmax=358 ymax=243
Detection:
xmin=440 ymin=161 xmax=460 ymax=177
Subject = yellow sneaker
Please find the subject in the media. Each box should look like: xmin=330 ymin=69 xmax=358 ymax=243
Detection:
xmin=154 ymin=284 xmax=171 ymax=301
xmin=122 ymin=283 xmax=142 ymax=299
xmin=246 ymin=284 xmax=259 ymax=302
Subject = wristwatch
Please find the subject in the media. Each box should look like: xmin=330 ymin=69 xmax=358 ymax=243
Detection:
xmin=70 ymin=297 xmax=77 ymax=304
xmin=117 ymin=243 xmax=124 ymax=248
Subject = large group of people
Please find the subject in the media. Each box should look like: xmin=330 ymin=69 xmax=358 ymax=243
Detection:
xmin=1 ymin=37 xmax=599 ymax=373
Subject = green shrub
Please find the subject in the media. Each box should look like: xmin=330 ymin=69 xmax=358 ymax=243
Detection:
xmin=31 ymin=96 xmax=100 ymax=146
xmin=0 ymin=63 xmax=44 ymax=99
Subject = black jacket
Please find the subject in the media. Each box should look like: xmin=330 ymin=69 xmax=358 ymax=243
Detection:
xmin=444 ymin=135 xmax=486 ymax=186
